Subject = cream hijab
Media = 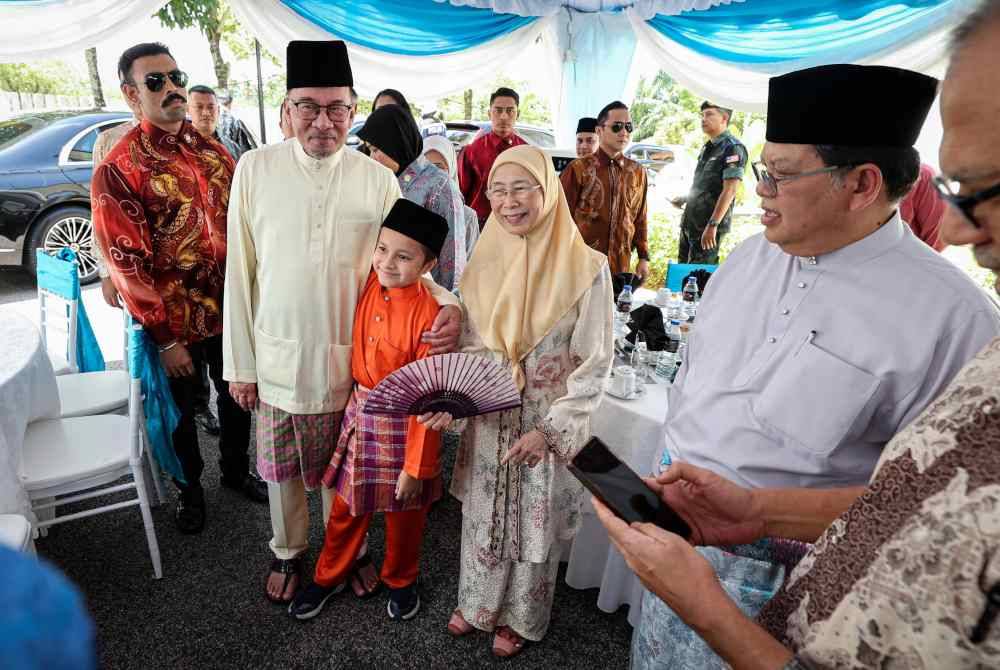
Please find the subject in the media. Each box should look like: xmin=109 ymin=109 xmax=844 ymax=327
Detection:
xmin=460 ymin=145 xmax=606 ymax=391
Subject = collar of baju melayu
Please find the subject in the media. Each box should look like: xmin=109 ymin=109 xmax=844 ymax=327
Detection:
xmin=798 ymin=211 xmax=905 ymax=270
xmin=377 ymin=277 xmax=423 ymax=303
xmin=292 ymin=137 xmax=345 ymax=173
xmin=485 ymin=130 xmax=518 ymax=150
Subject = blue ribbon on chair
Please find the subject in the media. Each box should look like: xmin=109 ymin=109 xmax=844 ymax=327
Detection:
xmin=35 ymin=248 xmax=105 ymax=373
xmin=126 ymin=314 xmax=186 ymax=486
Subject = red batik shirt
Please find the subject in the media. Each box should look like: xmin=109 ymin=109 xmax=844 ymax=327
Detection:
xmin=92 ymin=119 xmax=235 ymax=345
xmin=458 ymin=130 xmax=527 ymax=225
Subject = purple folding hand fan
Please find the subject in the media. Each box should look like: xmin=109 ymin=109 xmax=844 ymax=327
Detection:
xmin=363 ymin=353 xmax=521 ymax=419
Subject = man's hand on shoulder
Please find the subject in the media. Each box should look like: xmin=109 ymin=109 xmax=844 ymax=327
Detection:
xmin=422 ymin=304 xmax=462 ymax=355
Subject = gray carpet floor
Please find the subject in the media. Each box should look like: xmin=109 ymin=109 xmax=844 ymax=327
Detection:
xmin=35 ymin=424 xmax=635 ymax=669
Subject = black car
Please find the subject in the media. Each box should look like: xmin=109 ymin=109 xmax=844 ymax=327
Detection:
xmin=0 ymin=110 xmax=133 ymax=283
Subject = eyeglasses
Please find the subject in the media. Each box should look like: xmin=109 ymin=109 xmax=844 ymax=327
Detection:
xmin=138 ymin=70 xmax=188 ymax=92
xmin=290 ymin=100 xmax=353 ymax=122
xmin=486 ymin=184 xmax=542 ymax=202
xmin=752 ymin=162 xmax=846 ymax=197
xmin=932 ymin=175 xmax=1000 ymax=229
xmin=602 ymin=122 xmax=633 ymax=134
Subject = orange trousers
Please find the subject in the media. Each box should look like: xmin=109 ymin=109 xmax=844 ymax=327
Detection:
xmin=314 ymin=494 xmax=429 ymax=589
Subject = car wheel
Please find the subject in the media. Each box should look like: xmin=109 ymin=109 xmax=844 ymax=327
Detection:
xmin=26 ymin=206 xmax=100 ymax=285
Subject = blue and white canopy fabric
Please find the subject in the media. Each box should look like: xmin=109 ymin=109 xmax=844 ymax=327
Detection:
xmin=0 ymin=0 xmax=977 ymax=133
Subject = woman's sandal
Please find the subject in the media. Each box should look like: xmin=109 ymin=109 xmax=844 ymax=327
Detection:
xmin=492 ymin=626 xmax=526 ymax=657
xmin=447 ymin=609 xmax=475 ymax=636
xmin=265 ymin=557 xmax=301 ymax=604
xmin=348 ymin=553 xmax=383 ymax=600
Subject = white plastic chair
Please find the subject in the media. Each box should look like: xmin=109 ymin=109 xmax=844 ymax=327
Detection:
xmin=38 ymin=287 xmax=78 ymax=376
xmin=56 ymin=309 xmax=129 ymax=419
xmin=21 ymin=378 xmax=163 ymax=579
xmin=0 ymin=514 xmax=34 ymax=553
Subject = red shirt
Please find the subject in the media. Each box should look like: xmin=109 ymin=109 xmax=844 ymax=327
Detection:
xmin=91 ymin=119 xmax=235 ymax=345
xmin=899 ymin=164 xmax=947 ymax=252
xmin=458 ymin=130 xmax=528 ymax=225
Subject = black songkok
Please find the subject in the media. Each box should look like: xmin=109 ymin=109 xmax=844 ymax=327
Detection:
xmin=381 ymin=199 xmax=449 ymax=259
xmin=576 ymin=117 xmax=598 ymax=134
xmin=286 ymin=40 xmax=353 ymax=90
xmin=766 ymin=64 xmax=937 ymax=147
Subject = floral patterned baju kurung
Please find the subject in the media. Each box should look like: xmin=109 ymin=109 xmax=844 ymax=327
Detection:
xmin=450 ymin=267 xmax=614 ymax=640
xmin=399 ymin=155 xmax=466 ymax=291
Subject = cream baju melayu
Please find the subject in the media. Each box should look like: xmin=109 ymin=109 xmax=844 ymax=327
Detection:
xmin=223 ymin=139 xmax=459 ymax=560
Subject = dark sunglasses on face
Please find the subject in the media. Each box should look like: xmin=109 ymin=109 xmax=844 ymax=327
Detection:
xmin=140 ymin=70 xmax=189 ymax=92
xmin=932 ymin=175 xmax=1000 ymax=229
xmin=603 ymin=121 xmax=633 ymax=134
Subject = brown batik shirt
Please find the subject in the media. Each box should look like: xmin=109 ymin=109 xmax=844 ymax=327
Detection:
xmin=758 ymin=336 xmax=1000 ymax=669
xmin=561 ymin=148 xmax=648 ymax=275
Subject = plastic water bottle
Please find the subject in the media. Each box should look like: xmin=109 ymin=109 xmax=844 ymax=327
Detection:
xmin=682 ymin=276 xmax=699 ymax=320
xmin=670 ymin=340 xmax=687 ymax=383
xmin=655 ymin=349 xmax=676 ymax=381
xmin=666 ymin=320 xmax=682 ymax=354
xmin=616 ymin=284 xmax=633 ymax=326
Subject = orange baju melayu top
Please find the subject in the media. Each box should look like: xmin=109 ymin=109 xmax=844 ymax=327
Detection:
xmin=324 ymin=270 xmax=443 ymax=514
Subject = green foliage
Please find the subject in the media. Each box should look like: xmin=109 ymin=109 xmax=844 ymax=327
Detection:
xmin=0 ymin=61 xmax=89 ymax=96
xmin=434 ymin=74 xmax=551 ymax=125
xmin=156 ymin=0 xmax=227 ymax=35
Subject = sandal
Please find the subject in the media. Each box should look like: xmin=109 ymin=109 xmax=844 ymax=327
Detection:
xmin=349 ymin=553 xmax=383 ymax=599
xmin=447 ymin=609 xmax=474 ymax=636
xmin=265 ymin=557 xmax=302 ymax=604
xmin=492 ymin=626 xmax=526 ymax=658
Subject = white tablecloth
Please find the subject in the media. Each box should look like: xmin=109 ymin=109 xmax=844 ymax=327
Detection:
xmin=0 ymin=315 xmax=60 ymax=518
xmin=564 ymin=379 xmax=668 ymax=627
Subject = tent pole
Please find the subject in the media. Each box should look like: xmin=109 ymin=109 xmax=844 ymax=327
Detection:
xmin=255 ymin=39 xmax=267 ymax=144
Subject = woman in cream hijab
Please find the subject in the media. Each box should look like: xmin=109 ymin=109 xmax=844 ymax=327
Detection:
xmin=423 ymin=135 xmax=480 ymax=258
xmin=448 ymin=145 xmax=613 ymax=656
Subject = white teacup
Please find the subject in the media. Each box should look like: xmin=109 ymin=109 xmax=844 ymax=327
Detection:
xmin=655 ymin=288 xmax=671 ymax=307
xmin=611 ymin=366 xmax=637 ymax=397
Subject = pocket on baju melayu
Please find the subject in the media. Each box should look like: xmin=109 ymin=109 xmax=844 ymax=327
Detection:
xmin=751 ymin=339 xmax=880 ymax=455
xmin=255 ymin=328 xmax=298 ymax=392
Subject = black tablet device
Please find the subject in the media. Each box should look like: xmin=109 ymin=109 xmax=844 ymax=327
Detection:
xmin=569 ymin=436 xmax=691 ymax=538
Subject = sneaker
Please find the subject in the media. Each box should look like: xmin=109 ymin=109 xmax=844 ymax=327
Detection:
xmin=288 ymin=581 xmax=346 ymax=621
xmin=175 ymin=485 xmax=206 ymax=534
xmin=221 ymin=471 xmax=268 ymax=504
xmin=387 ymin=584 xmax=421 ymax=621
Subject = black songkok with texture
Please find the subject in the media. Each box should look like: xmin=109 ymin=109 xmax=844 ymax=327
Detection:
xmin=381 ymin=199 xmax=449 ymax=259
xmin=765 ymin=64 xmax=937 ymax=146
xmin=286 ymin=40 xmax=353 ymax=90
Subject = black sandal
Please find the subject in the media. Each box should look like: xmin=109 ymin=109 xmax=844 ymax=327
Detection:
xmin=266 ymin=557 xmax=302 ymax=604
xmin=349 ymin=553 xmax=383 ymax=600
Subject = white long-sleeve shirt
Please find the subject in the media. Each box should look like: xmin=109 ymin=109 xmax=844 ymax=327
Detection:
xmin=223 ymin=139 xmax=457 ymax=414
xmin=664 ymin=213 xmax=1000 ymax=489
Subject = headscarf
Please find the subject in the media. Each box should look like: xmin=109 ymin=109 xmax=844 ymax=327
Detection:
xmin=459 ymin=145 xmax=605 ymax=391
xmin=357 ymin=104 xmax=422 ymax=175
xmin=422 ymin=135 xmax=458 ymax=183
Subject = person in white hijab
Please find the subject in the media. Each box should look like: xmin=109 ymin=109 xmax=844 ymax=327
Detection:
xmin=424 ymin=135 xmax=480 ymax=258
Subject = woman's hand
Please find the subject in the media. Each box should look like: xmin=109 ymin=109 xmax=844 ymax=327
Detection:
xmin=501 ymin=430 xmax=547 ymax=467
xmin=395 ymin=471 xmax=423 ymax=502
xmin=417 ymin=411 xmax=453 ymax=431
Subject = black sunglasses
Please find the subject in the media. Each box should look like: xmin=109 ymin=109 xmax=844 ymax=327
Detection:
xmin=603 ymin=121 xmax=633 ymax=134
xmin=932 ymin=175 xmax=1000 ymax=229
xmin=139 ymin=70 xmax=189 ymax=92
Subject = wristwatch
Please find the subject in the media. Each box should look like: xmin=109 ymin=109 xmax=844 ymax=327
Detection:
xmin=706 ymin=220 xmax=719 ymax=228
